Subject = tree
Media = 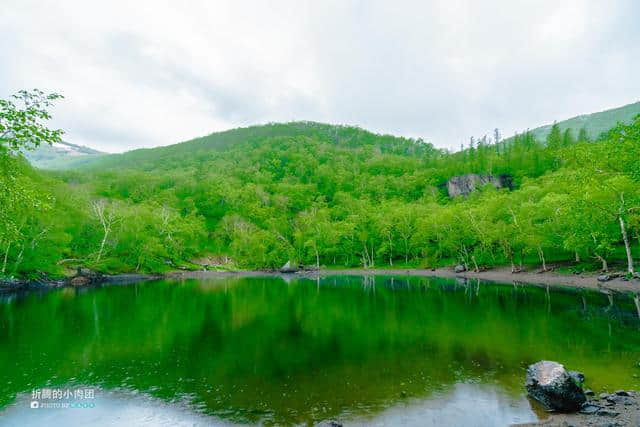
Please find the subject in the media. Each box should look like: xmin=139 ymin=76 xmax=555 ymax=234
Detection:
xmin=0 ymin=90 xmax=63 ymax=277
xmin=0 ymin=89 xmax=64 ymax=153
xmin=577 ymin=127 xmax=590 ymax=143
xmin=562 ymin=128 xmax=575 ymax=147
xmin=546 ymin=122 xmax=562 ymax=150
xmin=91 ymin=200 xmax=119 ymax=263
xmin=565 ymin=117 xmax=640 ymax=274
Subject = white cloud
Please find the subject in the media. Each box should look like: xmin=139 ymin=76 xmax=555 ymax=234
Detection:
xmin=1 ymin=0 xmax=638 ymax=152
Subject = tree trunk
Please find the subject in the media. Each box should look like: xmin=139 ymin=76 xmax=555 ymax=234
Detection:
xmin=595 ymin=254 xmax=608 ymax=272
xmin=504 ymin=242 xmax=515 ymax=273
xmin=575 ymin=251 xmax=580 ymax=263
xmin=461 ymin=244 xmax=469 ymax=271
xmin=314 ymin=244 xmax=319 ymax=269
xmin=519 ymin=248 xmax=525 ymax=270
xmin=1 ymin=242 xmax=10 ymax=274
xmin=404 ymin=238 xmax=409 ymax=264
xmin=537 ymin=246 xmax=547 ymax=271
xmin=387 ymin=233 xmax=393 ymax=266
xmin=97 ymin=229 xmax=109 ymax=262
xmin=13 ymin=245 xmax=25 ymax=271
xmin=619 ymin=215 xmax=634 ymax=274
xmin=362 ymin=243 xmax=370 ymax=268
xmin=471 ymin=255 xmax=479 ymax=273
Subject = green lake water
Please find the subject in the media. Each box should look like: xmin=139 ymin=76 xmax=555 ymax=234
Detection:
xmin=0 ymin=275 xmax=638 ymax=426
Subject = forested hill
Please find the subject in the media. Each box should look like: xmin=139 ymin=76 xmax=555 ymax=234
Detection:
xmin=72 ymin=121 xmax=438 ymax=172
xmin=522 ymin=100 xmax=640 ymax=142
xmin=3 ymin=99 xmax=640 ymax=278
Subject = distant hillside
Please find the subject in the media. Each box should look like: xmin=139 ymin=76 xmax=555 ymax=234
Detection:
xmin=72 ymin=121 xmax=437 ymax=172
xmin=22 ymin=141 xmax=105 ymax=169
xmin=527 ymin=101 xmax=640 ymax=141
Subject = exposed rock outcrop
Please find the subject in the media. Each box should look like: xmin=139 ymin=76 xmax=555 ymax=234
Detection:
xmin=446 ymin=174 xmax=512 ymax=197
xmin=525 ymin=361 xmax=586 ymax=412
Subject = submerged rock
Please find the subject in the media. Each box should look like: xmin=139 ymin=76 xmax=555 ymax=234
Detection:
xmin=525 ymin=361 xmax=586 ymax=412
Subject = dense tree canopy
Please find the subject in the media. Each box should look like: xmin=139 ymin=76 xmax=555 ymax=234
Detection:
xmin=2 ymin=90 xmax=639 ymax=278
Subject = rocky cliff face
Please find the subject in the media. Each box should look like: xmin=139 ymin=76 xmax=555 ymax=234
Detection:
xmin=446 ymin=174 xmax=512 ymax=197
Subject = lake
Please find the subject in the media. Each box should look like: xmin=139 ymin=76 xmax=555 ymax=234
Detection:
xmin=0 ymin=275 xmax=638 ymax=426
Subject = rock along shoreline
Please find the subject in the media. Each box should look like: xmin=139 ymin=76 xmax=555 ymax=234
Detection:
xmin=517 ymin=360 xmax=640 ymax=426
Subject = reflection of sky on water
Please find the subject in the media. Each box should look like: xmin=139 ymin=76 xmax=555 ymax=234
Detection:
xmin=355 ymin=383 xmax=537 ymax=427
xmin=1 ymin=383 xmax=537 ymax=427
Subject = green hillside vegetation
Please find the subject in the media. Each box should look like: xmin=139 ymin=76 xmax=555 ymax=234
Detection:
xmin=2 ymin=90 xmax=640 ymax=279
xmin=523 ymin=100 xmax=640 ymax=142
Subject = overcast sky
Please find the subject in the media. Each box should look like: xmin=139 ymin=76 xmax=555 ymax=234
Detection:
xmin=2 ymin=0 xmax=639 ymax=153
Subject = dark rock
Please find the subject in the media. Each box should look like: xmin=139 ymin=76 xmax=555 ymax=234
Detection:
xmin=606 ymin=394 xmax=636 ymax=406
xmin=580 ymin=403 xmax=602 ymax=414
xmin=454 ymin=264 xmax=466 ymax=273
xmin=597 ymin=409 xmax=619 ymax=417
xmin=279 ymin=261 xmax=299 ymax=274
xmin=77 ymin=267 xmax=101 ymax=278
xmin=568 ymin=370 xmax=585 ymax=385
xmin=614 ymin=390 xmax=630 ymax=396
xmin=316 ymin=422 xmax=342 ymax=427
xmin=525 ymin=361 xmax=587 ymax=412
xmin=584 ymin=389 xmax=595 ymax=396
xmin=597 ymin=275 xmax=611 ymax=282
xmin=70 ymin=276 xmax=90 ymax=286
xmin=599 ymin=393 xmax=611 ymax=400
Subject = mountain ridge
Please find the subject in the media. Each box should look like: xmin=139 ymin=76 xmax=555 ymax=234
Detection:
xmin=26 ymin=101 xmax=640 ymax=170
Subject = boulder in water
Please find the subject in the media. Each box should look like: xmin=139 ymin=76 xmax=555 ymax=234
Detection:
xmin=525 ymin=361 xmax=586 ymax=412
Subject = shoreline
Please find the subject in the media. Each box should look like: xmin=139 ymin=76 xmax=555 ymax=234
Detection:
xmin=167 ymin=266 xmax=640 ymax=294
xmin=3 ymin=266 xmax=640 ymax=296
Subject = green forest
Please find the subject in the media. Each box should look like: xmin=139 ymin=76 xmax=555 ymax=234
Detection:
xmin=1 ymin=90 xmax=640 ymax=279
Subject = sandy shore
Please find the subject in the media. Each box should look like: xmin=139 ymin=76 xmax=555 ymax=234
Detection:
xmin=167 ymin=266 xmax=640 ymax=294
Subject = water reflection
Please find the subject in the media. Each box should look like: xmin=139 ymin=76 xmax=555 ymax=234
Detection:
xmin=0 ymin=275 xmax=638 ymax=425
